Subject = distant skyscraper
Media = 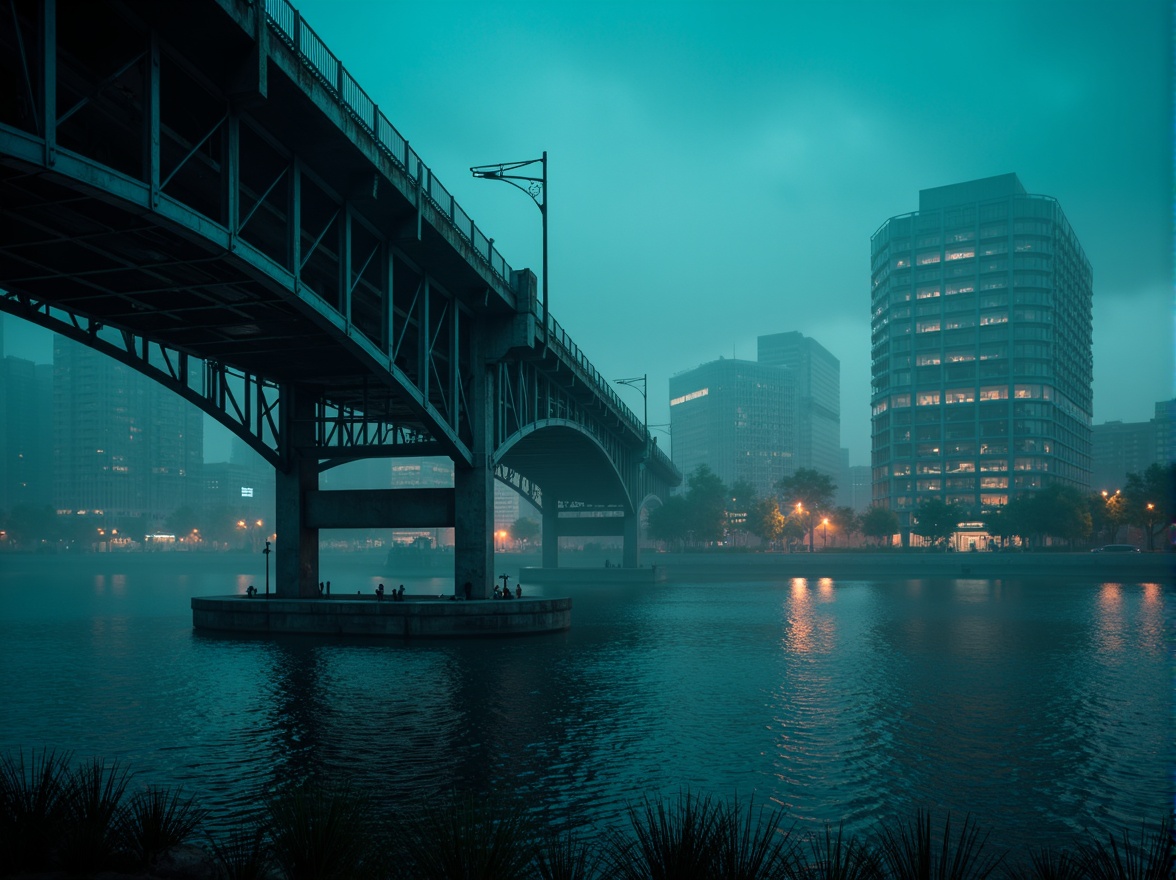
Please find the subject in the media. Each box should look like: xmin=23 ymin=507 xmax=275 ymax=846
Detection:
xmin=757 ymin=331 xmax=841 ymax=479
xmin=1154 ymin=398 xmax=1176 ymax=467
xmin=53 ymin=339 xmax=203 ymax=525
xmin=870 ymin=174 xmax=1093 ymax=536
xmin=668 ymin=358 xmax=794 ymax=500
xmin=1090 ymin=398 xmax=1176 ymax=490
xmin=1 ymin=355 xmax=53 ymax=511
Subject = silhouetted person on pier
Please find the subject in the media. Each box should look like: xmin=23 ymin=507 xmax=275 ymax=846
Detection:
xmin=398 ymin=585 xmax=405 ymax=600
xmin=515 ymin=584 xmax=522 ymax=599
xmin=376 ymin=584 xmax=385 ymax=601
xmin=326 ymin=581 xmax=331 ymax=596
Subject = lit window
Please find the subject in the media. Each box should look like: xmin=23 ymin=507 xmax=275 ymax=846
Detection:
xmin=917 ymin=392 xmax=940 ymax=406
xmin=946 ymin=248 xmax=975 ymax=261
xmin=916 ymin=252 xmax=941 ymax=265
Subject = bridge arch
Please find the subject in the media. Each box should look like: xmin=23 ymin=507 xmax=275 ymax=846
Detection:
xmin=0 ymin=0 xmax=679 ymax=594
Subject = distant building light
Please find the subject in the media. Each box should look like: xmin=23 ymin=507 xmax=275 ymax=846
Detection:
xmin=670 ymin=388 xmax=709 ymax=406
xmin=241 ymin=487 xmax=254 ymax=498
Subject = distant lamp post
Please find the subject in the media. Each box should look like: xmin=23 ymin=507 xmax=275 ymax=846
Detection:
xmin=614 ymin=374 xmax=649 ymax=458
xmin=263 ymin=539 xmax=271 ymax=596
xmin=471 ymin=153 xmax=548 ymax=339
xmin=496 ymin=529 xmax=509 ymax=552
xmin=822 ymin=517 xmax=830 ymax=549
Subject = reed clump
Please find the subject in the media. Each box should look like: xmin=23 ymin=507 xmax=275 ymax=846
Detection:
xmin=0 ymin=749 xmax=1171 ymax=879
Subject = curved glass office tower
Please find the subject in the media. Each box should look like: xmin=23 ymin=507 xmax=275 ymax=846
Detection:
xmin=869 ymin=174 xmax=1092 ymax=537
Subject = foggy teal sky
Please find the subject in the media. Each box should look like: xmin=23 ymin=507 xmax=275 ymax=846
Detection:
xmin=4 ymin=0 xmax=1171 ymax=465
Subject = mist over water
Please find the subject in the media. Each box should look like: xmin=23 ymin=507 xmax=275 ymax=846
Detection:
xmin=0 ymin=552 xmax=1169 ymax=854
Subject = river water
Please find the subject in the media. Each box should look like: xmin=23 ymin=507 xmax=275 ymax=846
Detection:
xmin=0 ymin=552 xmax=1169 ymax=857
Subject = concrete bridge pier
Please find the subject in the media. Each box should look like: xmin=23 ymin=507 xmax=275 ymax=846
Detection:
xmin=542 ymin=499 xmax=560 ymax=569
xmin=455 ymin=460 xmax=494 ymax=599
xmin=540 ymin=503 xmax=643 ymax=569
xmin=275 ymin=386 xmax=320 ymax=598
xmin=623 ymin=511 xmax=641 ymax=568
xmin=452 ymin=333 xmax=497 ymax=600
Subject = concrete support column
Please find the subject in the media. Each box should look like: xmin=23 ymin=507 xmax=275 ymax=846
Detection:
xmin=622 ymin=509 xmax=640 ymax=568
xmin=454 ymin=332 xmax=494 ymax=599
xmin=275 ymin=386 xmax=319 ymax=598
xmin=542 ymin=500 xmax=559 ymax=569
xmin=454 ymin=462 xmax=493 ymax=599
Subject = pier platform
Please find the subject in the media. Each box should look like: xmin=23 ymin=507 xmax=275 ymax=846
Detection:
xmin=191 ymin=594 xmax=571 ymax=638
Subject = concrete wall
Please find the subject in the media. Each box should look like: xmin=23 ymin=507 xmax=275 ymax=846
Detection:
xmin=192 ymin=595 xmax=571 ymax=638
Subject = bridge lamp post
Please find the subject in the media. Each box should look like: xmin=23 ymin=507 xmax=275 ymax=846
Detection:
xmin=470 ymin=153 xmax=548 ymax=340
xmin=614 ymin=374 xmax=649 ymax=458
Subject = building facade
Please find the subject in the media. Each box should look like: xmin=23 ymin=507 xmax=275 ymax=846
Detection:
xmin=53 ymin=338 xmax=204 ymax=527
xmin=1 ymin=353 xmax=54 ymax=513
xmin=1091 ymin=398 xmax=1176 ymax=490
xmin=870 ymin=174 xmax=1093 ymax=534
xmin=757 ymin=331 xmax=841 ymax=479
xmin=668 ymin=358 xmax=794 ymax=500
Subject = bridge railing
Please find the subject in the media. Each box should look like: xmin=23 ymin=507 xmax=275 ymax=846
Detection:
xmin=263 ymin=0 xmax=516 ymax=294
xmin=261 ymin=0 xmax=675 ymax=478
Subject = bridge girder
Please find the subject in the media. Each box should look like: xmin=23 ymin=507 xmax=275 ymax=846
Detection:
xmin=0 ymin=0 xmax=680 ymax=586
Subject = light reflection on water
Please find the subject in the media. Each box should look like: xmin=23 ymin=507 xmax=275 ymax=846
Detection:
xmin=0 ymin=554 xmax=1170 ymax=853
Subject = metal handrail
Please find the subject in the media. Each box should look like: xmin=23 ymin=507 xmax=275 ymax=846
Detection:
xmin=263 ymin=0 xmax=516 ymax=295
xmin=263 ymin=0 xmax=660 ymax=458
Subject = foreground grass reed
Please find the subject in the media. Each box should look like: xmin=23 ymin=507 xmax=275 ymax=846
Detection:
xmin=0 ymin=749 xmax=1171 ymax=879
xmin=267 ymin=779 xmax=379 ymax=880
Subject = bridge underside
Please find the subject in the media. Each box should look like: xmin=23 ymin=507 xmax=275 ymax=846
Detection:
xmin=0 ymin=0 xmax=679 ymax=595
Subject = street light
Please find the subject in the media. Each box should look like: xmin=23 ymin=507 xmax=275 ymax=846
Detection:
xmin=471 ymin=153 xmax=548 ymax=340
xmin=822 ymin=517 xmax=829 ymax=549
xmin=614 ymin=373 xmax=649 ymax=458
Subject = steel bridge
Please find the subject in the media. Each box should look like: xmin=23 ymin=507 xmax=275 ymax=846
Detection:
xmin=0 ymin=0 xmax=680 ymax=597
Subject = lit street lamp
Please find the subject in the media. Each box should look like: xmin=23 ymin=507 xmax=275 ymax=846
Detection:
xmin=263 ymin=539 xmax=271 ymax=596
xmin=471 ymin=153 xmax=548 ymax=340
xmin=822 ymin=517 xmax=830 ymax=549
xmin=614 ymin=373 xmax=649 ymax=458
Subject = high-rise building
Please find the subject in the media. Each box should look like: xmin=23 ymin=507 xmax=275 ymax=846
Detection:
xmin=1 ymin=355 xmax=53 ymax=511
xmin=870 ymin=174 xmax=1093 ymax=535
xmin=53 ymin=338 xmax=203 ymax=527
xmin=757 ymin=331 xmax=841 ymax=478
xmin=1154 ymin=399 xmax=1176 ymax=467
xmin=668 ymin=358 xmax=794 ymax=500
xmin=1090 ymin=398 xmax=1176 ymax=490
xmin=1092 ymin=419 xmax=1157 ymax=492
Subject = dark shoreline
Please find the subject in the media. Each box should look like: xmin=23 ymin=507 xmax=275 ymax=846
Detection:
xmin=643 ymin=549 xmax=1174 ymax=581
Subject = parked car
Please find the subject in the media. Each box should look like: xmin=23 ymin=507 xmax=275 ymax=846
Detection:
xmin=1091 ymin=544 xmax=1140 ymax=553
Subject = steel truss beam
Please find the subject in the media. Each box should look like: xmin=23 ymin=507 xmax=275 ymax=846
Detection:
xmin=0 ymin=0 xmax=680 ymax=532
xmin=0 ymin=292 xmax=437 ymax=466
